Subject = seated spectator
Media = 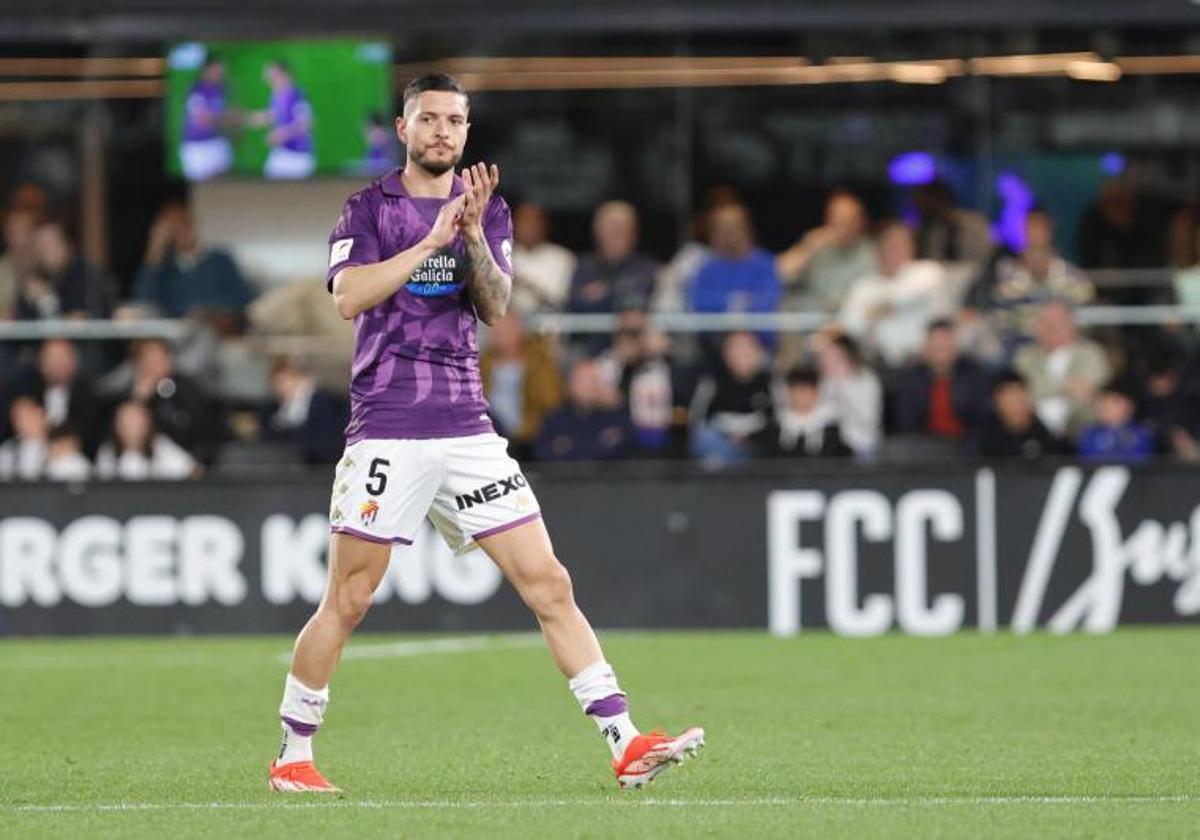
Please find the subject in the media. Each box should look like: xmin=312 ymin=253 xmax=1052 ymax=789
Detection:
xmin=598 ymin=311 xmax=693 ymax=457
xmin=7 ymin=338 xmax=103 ymax=456
xmin=567 ymin=201 xmax=658 ymax=315
xmin=688 ymin=204 xmax=781 ymax=316
xmin=265 ymin=357 xmax=348 ymax=465
xmin=978 ymin=370 xmax=1068 ymax=458
xmin=1013 ymin=301 xmax=1110 ymax=438
xmin=1077 ymin=380 xmax=1155 ymax=464
xmin=754 ymin=366 xmax=849 ymax=458
xmin=0 ymin=394 xmax=48 ymax=480
xmin=911 ymin=180 xmax=993 ymax=264
xmin=894 ymin=319 xmax=991 ymax=444
xmin=510 ymin=202 xmax=575 ymax=315
xmin=689 ymin=331 xmax=773 ymax=468
xmin=44 ymin=424 xmax=92 ymax=482
xmin=815 ymin=333 xmax=883 ymax=457
xmin=117 ymin=338 xmax=218 ymax=464
xmin=16 ymin=219 xmax=113 ymax=320
xmin=0 ymin=205 xmax=39 ymax=320
xmin=777 ymin=190 xmax=878 ymax=314
xmin=96 ymin=399 xmax=197 ymax=480
xmin=535 ymin=357 xmax=633 ymax=461
xmin=655 ymin=185 xmax=741 ymax=312
xmin=1138 ymin=352 xmax=1200 ymax=461
xmin=132 ymin=201 xmax=255 ymax=335
xmin=1078 ymin=177 xmax=1164 ymax=304
xmin=966 ymin=209 xmax=1093 ymax=348
xmin=480 ymin=312 xmax=563 ymax=460
xmin=840 ymin=221 xmax=949 ymax=368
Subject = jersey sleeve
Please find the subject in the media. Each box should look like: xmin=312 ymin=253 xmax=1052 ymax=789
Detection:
xmin=327 ymin=191 xmax=381 ymax=292
xmin=483 ymin=197 xmax=514 ymax=277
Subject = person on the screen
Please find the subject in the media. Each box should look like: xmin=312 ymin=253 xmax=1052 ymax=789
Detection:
xmin=180 ymin=56 xmax=233 ymax=181
xmin=362 ymin=111 xmax=393 ymax=174
xmin=248 ymin=59 xmax=316 ymax=179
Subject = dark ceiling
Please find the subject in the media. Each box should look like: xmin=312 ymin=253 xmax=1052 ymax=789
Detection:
xmin=1 ymin=0 xmax=1199 ymax=44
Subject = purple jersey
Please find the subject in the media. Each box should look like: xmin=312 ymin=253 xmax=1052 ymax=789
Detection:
xmin=270 ymin=86 xmax=313 ymax=153
xmin=327 ymin=168 xmax=514 ymax=442
xmin=184 ymin=80 xmax=224 ymax=142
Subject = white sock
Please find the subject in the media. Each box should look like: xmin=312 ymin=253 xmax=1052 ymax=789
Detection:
xmin=568 ymin=660 xmax=640 ymax=760
xmin=277 ymin=673 xmax=328 ymax=766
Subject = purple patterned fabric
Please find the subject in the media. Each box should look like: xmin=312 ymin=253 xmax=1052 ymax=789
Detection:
xmin=282 ymin=715 xmax=318 ymax=736
xmin=585 ymin=694 xmax=629 ymax=718
xmin=327 ymin=169 xmax=514 ymax=441
xmin=183 ymin=81 xmax=224 ymax=142
xmin=270 ymin=86 xmax=313 ymax=153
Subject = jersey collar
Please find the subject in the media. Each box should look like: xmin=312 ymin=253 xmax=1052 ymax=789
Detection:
xmin=380 ymin=167 xmax=465 ymax=199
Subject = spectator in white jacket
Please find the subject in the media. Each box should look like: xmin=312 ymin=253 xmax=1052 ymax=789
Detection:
xmin=95 ymin=399 xmax=197 ymax=480
xmin=840 ymin=221 xmax=949 ymax=369
xmin=814 ymin=332 xmax=883 ymax=457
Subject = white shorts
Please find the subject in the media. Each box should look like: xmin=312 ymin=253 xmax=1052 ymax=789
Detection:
xmin=180 ymin=137 xmax=233 ymax=181
xmin=264 ymin=147 xmax=316 ymax=179
xmin=329 ymin=433 xmax=542 ymax=553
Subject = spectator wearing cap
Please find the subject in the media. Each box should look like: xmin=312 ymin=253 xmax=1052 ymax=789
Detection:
xmin=1013 ymin=300 xmax=1110 ymax=439
xmin=978 ymin=370 xmax=1069 ymax=459
xmin=1076 ymin=380 xmax=1155 ymax=464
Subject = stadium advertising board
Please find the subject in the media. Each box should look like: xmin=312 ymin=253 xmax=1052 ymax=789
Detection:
xmin=0 ymin=466 xmax=1196 ymax=635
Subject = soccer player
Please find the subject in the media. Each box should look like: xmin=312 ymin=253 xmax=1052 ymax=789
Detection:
xmin=179 ymin=55 xmax=233 ymax=181
xmin=248 ymin=59 xmax=316 ymax=179
xmin=268 ymin=73 xmax=704 ymax=793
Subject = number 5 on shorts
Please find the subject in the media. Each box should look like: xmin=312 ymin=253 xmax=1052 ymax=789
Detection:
xmin=366 ymin=457 xmax=390 ymax=496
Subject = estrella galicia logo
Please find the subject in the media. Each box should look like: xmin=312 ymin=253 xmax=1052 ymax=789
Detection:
xmin=407 ymin=251 xmax=463 ymax=297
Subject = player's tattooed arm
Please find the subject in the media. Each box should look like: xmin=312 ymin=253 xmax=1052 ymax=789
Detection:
xmin=459 ymin=162 xmax=511 ymax=326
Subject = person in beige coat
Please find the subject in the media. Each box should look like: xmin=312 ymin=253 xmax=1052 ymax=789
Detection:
xmin=1014 ymin=300 xmax=1110 ymax=438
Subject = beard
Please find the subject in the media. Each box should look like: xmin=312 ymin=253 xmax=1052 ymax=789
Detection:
xmin=410 ymin=144 xmax=461 ymax=176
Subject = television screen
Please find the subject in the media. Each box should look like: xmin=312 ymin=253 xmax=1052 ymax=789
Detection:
xmin=165 ymin=39 xmax=395 ymax=181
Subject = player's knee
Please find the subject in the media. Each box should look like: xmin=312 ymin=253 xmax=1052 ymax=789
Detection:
xmin=333 ymin=576 xmax=375 ymax=630
xmin=526 ymin=558 xmax=574 ymax=620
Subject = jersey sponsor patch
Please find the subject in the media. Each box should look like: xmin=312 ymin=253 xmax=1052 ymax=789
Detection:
xmin=407 ymin=251 xmax=464 ymax=297
xmin=330 ymin=237 xmax=354 ymax=267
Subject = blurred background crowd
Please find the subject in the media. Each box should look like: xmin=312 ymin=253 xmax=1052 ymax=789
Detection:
xmin=2 ymin=166 xmax=1199 ymax=481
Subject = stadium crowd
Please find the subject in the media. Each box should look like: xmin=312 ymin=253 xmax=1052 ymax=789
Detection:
xmin=2 ymin=175 xmax=1200 ymax=480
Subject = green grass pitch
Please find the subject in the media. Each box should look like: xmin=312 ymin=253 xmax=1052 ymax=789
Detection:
xmin=3 ymin=628 xmax=1198 ymax=838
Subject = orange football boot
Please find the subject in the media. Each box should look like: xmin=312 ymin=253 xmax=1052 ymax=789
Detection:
xmin=268 ymin=759 xmax=342 ymax=793
xmin=613 ymin=727 xmax=705 ymax=789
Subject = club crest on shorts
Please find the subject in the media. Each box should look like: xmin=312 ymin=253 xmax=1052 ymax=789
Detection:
xmin=359 ymin=500 xmax=380 ymax=526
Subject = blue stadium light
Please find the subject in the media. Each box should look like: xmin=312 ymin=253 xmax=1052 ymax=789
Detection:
xmin=1100 ymin=151 xmax=1126 ymax=175
xmin=887 ymin=152 xmax=937 ymax=186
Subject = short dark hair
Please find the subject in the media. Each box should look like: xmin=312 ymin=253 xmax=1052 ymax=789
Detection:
xmin=991 ymin=368 xmax=1026 ymax=395
xmin=403 ymin=73 xmax=469 ymax=113
xmin=927 ymin=317 xmax=955 ymax=335
xmin=267 ymin=58 xmax=291 ymax=75
xmin=785 ymin=366 xmax=820 ymax=389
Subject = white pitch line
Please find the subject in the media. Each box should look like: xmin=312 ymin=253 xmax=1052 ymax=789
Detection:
xmin=11 ymin=795 xmax=1200 ymax=813
xmin=274 ymin=633 xmax=546 ymax=664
